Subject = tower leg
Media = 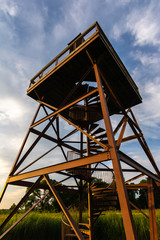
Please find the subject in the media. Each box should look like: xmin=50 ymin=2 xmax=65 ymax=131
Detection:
xmin=94 ymin=63 xmax=137 ymax=240
xmin=86 ymin=121 xmax=94 ymax=240
xmin=147 ymin=178 xmax=158 ymax=240
xmin=88 ymin=180 xmax=94 ymax=240
xmin=79 ymin=132 xmax=83 ymax=224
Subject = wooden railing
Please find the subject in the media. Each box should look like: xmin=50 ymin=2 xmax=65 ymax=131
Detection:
xmin=29 ymin=22 xmax=100 ymax=88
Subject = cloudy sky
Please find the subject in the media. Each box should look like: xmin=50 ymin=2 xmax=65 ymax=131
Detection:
xmin=0 ymin=0 xmax=160 ymax=209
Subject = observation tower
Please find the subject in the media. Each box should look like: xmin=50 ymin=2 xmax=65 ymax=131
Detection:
xmin=0 ymin=22 xmax=159 ymax=240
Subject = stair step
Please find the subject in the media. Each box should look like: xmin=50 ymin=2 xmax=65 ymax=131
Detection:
xmin=90 ymin=149 xmax=102 ymax=153
xmin=94 ymin=196 xmax=117 ymax=201
xmin=89 ymin=123 xmax=99 ymax=132
xmin=90 ymin=146 xmax=102 ymax=150
xmin=91 ymin=184 xmax=111 ymax=189
xmin=92 ymin=187 xmax=116 ymax=192
xmin=93 ymin=193 xmax=117 ymax=198
xmin=95 ymin=133 xmax=107 ymax=139
xmin=88 ymin=95 xmax=99 ymax=104
xmin=94 ymin=200 xmax=117 ymax=205
xmin=94 ymin=190 xmax=117 ymax=193
xmin=65 ymin=233 xmax=76 ymax=237
xmin=92 ymin=189 xmax=116 ymax=193
xmin=91 ymin=127 xmax=105 ymax=136
xmin=79 ymin=223 xmax=89 ymax=229
xmin=80 ymin=229 xmax=90 ymax=235
xmin=100 ymin=139 xmax=108 ymax=144
xmin=93 ymin=192 xmax=117 ymax=196
xmin=94 ymin=202 xmax=117 ymax=207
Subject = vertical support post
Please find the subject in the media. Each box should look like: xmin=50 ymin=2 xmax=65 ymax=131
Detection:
xmin=147 ymin=178 xmax=158 ymax=240
xmin=61 ymin=220 xmax=64 ymax=240
xmin=87 ymin=135 xmax=94 ymax=240
xmin=85 ymin=97 xmax=94 ymax=240
xmin=88 ymin=179 xmax=94 ymax=240
xmin=79 ymin=132 xmax=83 ymax=223
xmin=94 ymin=63 xmax=137 ymax=240
xmin=87 ymin=141 xmax=94 ymax=240
xmin=79 ymin=179 xmax=83 ymax=224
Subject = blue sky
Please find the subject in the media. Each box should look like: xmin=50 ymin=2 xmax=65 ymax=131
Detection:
xmin=0 ymin=0 xmax=160 ymax=208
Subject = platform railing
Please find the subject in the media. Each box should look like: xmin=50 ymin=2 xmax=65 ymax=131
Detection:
xmin=29 ymin=22 xmax=100 ymax=88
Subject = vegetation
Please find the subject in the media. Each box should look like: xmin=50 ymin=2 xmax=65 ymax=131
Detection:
xmin=0 ymin=212 xmax=62 ymax=240
xmin=18 ymin=178 xmax=158 ymax=212
xmin=0 ymin=177 xmax=159 ymax=239
xmin=0 ymin=210 xmax=160 ymax=240
xmin=20 ymin=179 xmax=80 ymax=212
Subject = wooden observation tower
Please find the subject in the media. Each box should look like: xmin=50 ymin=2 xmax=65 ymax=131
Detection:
xmin=0 ymin=22 xmax=160 ymax=240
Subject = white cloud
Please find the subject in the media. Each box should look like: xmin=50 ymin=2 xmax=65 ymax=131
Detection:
xmin=111 ymin=1 xmax=160 ymax=47
xmin=0 ymin=98 xmax=25 ymax=123
xmin=0 ymin=0 xmax=19 ymax=17
xmin=0 ymin=158 xmax=10 ymax=177
xmin=66 ymin=0 xmax=93 ymax=29
xmin=112 ymin=24 xmax=122 ymax=40
xmin=105 ymin=0 xmax=132 ymax=6
xmin=51 ymin=23 xmax=68 ymax=43
xmin=137 ymin=78 xmax=160 ymax=128
xmin=126 ymin=4 xmax=160 ymax=46
xmin=132 ymin=51 xmax=160 ymax=67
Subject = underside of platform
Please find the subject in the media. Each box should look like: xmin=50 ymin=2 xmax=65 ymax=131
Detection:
xmin=27 ymin=22 xmax=142 ymax=116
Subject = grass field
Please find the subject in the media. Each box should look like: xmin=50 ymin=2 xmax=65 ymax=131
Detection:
xmin=0 ymin=210 xmax=160 ymax=240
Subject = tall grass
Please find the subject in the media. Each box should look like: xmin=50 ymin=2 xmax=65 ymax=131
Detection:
xmin=0 ymin=210 xmax=160 ymax=240
xmin=0 ymin=212 xmax=62 ymax=240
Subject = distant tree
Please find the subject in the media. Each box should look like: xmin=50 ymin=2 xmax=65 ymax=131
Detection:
xmin=136 ymin=179 xmax=148 ymax=209
xmin=9 ymin=203 xmax=16 ymax=211
xmin=127 ymin=183 xmax=138 ymax=207
xmin=22 ymin=179 xmax=79 ymax=212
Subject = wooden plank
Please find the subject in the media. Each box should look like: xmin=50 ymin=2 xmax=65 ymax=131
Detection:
xmin=8 ymin=152 xmax=111 ymax=182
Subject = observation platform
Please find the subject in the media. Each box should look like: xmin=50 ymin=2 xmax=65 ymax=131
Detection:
xmin=27 ymin=22 xmax=142 ymax=116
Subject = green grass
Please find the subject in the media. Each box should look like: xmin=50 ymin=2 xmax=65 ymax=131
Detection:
xmin=0 ymin=210 xmax=160 ymax=240
xmin=0 ymin=212 xmax=62 ymax=240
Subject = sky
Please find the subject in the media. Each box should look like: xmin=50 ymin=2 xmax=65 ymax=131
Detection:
xmin=0 ymin=0 xmax=160 ymax=209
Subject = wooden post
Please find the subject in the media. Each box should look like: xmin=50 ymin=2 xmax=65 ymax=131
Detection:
xmin=94 ymin=63 xmax=137 ymax=240
xmin=147 ymin=178 xmax=158 ymax=240
xmin=79 ymin=132 xmax=83 ymax=223
xmin=85 ymin=97 xmax=94 ymax=240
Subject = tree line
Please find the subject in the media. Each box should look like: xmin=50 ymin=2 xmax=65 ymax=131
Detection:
xmin=9 ymin=178 xmax=159 ymax=212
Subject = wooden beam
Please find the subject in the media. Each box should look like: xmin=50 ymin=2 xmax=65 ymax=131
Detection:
xmin=8 ymin=152 xmax=111 ymax=182
xmin=0 ymin=176 xmax=43 ymax=232
xmin=94 ymin=63 xmax=137 ymax=240
xmin=129 ymin=201 xmax=149 ymax=219
xmin=119 ymin=151 xmax=160 ymax=183
xmin=125 ymin=174 xmax=144 ymax=184
xmin=44 ymin=174 xmax=85 ymax=240
xmin=31 ymin=88 xmax=98 ymax=128
xmin=147 ymin=178 xmax=158 ymax=240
